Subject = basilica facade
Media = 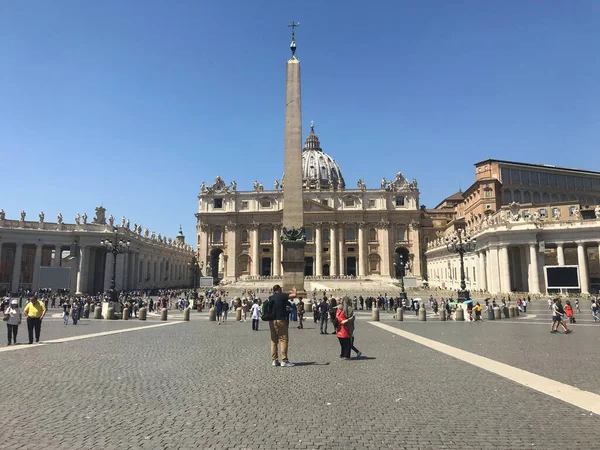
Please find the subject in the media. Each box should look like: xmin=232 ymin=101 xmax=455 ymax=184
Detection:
xmin=196 ymin=125 xmax=423 ymax=282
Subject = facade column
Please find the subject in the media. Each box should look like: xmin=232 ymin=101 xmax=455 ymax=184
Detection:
xmin=577 ymin=242 xmax=589 ymax=294
xmin=115 ymin=253 xmax=125 ymax=291
xmin=53 ymin=244 xmax=62 ymax=267
xmin=478 ymin=251 xmax=487 ymax=292
xmin=409 ymin=222 xmax=421 ymax=278
xmin=380 ymin=226 xmax=390 ymax=278
xmin=330 ymin=225 xmax=338 ymax=276
xmin=338 ymin=225 xmax=344 ymax=276
xmin=227 ymin=226 xmax=238 ymax=279
xmin=528 ymin=243 xmax=540 ymax=294
xmin=488 ymin=246 xmax=499 ymax=293
xmin=273 ymin=226 xmax=281 ymax=277
xmin=76 ymin=246 xmax=89 ymax=295
xmin=499 ymin=245 xmax=511 ymax=293
xmin=315 ymin=225 xmax=323 ymax=277
xmin=251 ymin=227 xmax=259 ymax=277
xmin=32 ymin=243 xmax=43 ymax=292
xmin=11 ymin=244 xmax=23 ymax=293
xmin=357 ymin=223 xmax=366 ymax=277
xmin=199 ymin=225 xmax=209 ymax=270
xmin=556 ymin=243 xmax=565 ymax=266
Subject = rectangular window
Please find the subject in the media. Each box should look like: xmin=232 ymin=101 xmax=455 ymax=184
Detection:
xmin=529 ymin=171 xmax=539 ymax=185
xmin=323 ymin=229 xmax=330 ymax=242
xmin=213 ymin=230 xmax=222 ymax=243
xmin=520 ymin=170 xmax=529 ymax=185
xmin=539 ymin=172 xmax=548 ymax=186
xmin=557 ymin=175 xmax=566 ymax=188
xmin=552 ymin=207 xmax=561 ymax=219
xmin=305 ymin=228 xmax=313 ymax=242
xmin=214 ymin=198 xmax=223 ymax=209
xmin=585 ymin=178 xmax=593 ymax=191
xmin=344 ymin=199 xmax=355 ymax=207
xmin=261 ymin=228 xmax=272 ymax=242
xmin=260 ymin=200 xmax=271 ymax=208
xmin=396 ymin=227 xmax=406 ymax=242
xmin=395 ymin=196 xmax=405 ymax=207
xmin=323 ymin=247 xmax=329 ymax=253
xmin=501 ymin=167 xmax=510 ymax=182
xmin=575 ymin=177 xmax=583 ymax=190
xmin=522 ymin=209 xmax=530 ymax=219
xmin=538 ymin=208 xmax=547 ymax=218
xmin=346 ymin=228 xmax=356 ymax=241
xmin=566 ymin=176 xmax=575 ymax=190
xmin=368 ymin=199 xmax=376 ymax=208
xmin=568 ymin=206 xmax=577 ymax=216
xmin=347 ymin=247 xmax=355 ymax=252
xmin=510 ymin=169 xmax=520 ymax=184
xmin=548 ymin=173 xmax=556 ymax=186
xmin=263 ymin=248 xmax=270 ymax=253
xmin=320 ymin=199 xmax=329 ymax=206
xmin=241 ymin=201 xmax=248 ymax=210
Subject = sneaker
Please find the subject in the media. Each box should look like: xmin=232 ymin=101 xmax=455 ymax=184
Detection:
xmin=272 ymin=360 xmax=280 ymax=367
xmin=356 ymin=351 xmax=362 ymax=359
xmin=280 ymin=361 xmax=295 ymax=367
xmin=550 ymin=330 xmax=558 ymax=334
xmin=565 ymin=329 xmax=572 ymax=334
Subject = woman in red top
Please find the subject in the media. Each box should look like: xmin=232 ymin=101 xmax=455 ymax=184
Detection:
xmin=564 ymin=300 xmax=575 ymax=323
xmin=335 ymin=305 xmax=351 ymax=359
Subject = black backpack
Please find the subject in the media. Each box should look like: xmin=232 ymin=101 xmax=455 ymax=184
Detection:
xmin=261 ymin=297 xmax=275 ymax=321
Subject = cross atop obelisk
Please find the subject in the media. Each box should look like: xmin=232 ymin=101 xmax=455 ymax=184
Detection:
xmin=287 ymin=21 xmax=300 ymax=57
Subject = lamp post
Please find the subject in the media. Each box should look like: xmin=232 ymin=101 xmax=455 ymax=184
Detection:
xmin=393 ymin=253 xmax=407 ymax=300
xmin=188 ymin=257 xmax=203 ymax=299
xmin=444 ymin=228 xmax=476 ymax=301
xmin=100 ymin=227 xmax=130 ymax=303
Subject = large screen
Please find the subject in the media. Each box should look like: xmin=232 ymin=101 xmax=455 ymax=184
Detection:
xmin=545 ymin=266 xmax=580 ymax=289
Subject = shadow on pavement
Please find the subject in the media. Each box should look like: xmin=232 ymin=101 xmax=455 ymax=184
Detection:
xmin=294 ymin=362 xmax=329 ymax=366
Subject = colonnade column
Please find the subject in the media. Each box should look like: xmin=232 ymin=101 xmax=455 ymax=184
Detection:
xmin=556 ymin=243 xmax=565 ymax=266
xmin=315 ymin=225 xmax=323 ymax=277
xmin=379 ymin=224 xmax=390 ymax=278
xmin=11 ymin=244 xmax=23 ymax=293
xmin=76 ymin=246 xmax=89 ymax=295
xmin=338 ymin=225 xmax=344 ymax=276
xmin=226 ymin=225 xmax=238 ymax=279
xmin=31 ymin=243 xmax=43 ymax=292
xmin=528 ymin=243 xmax=540 ymax=294
xmin=273 ymin=226 xmax=281 ymax=277
xmin=499 ymin=245 xmax=511 ymax=293
xmin=358 ymin=223 xmax=366 ymax=277
xmin=104 ymin=253 xmax=113 ymax=291
xmin=577 ymin=242 xmax=589 ymax=294
xmin=53 ymin=244 xmax=62 ymax=267
xmin=330 ymin=225 xmax=337 ymax=276
xmin=488 ymin=246 xmax=499 ymax=293
xmin=251 ymin=227 xmax=259 ymax=277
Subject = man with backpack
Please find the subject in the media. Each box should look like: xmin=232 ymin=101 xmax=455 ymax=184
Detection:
xmin=265 ymin=284 xmax=297 ymax=367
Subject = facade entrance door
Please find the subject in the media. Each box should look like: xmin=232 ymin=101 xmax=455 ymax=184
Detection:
xmin=346 ymin=257 xmax=356 ymax=276
xmin=304 ymin=257 xmax=314 ymax=276
xmin=261 ymin=257 xmax=272 ymax=277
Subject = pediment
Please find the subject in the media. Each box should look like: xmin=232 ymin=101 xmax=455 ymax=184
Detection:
xmin=303 ymin=199 xmax=335 ymax=212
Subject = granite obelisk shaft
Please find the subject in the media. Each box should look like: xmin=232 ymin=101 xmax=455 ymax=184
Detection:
xmin=281 ymin=56 xmax=306 ymax=296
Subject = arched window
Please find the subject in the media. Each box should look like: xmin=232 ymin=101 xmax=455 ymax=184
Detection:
xmin=523 ymin=191 xmax=531 ymax=203
xmin=551 ymin=193 xmax=559 ymax=203
xmin=542 ymin=192 xmax=550 ymax=203
xmin=261 ymin=228 xmax=272 ymax=242
xmin=241 ymin=230 xmax=249 ymax=243
xmin=514 ymin=190 xmax=522 ymax=203
xmin=503 ymin=189 xmax=512 ymax=204
xmin=212 ymin=230 xmax=222 ymax=244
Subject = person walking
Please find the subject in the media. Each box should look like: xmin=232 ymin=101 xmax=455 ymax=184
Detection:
xmin=62 ymin=302 xmax=69 ymax=325
xmin=318 ymin=298 xmax=329 ymax=335
xmin=522 ymin=297 xmax=528 ymax=313
xmin=564 ymin=300 xmax=576 ymax=324
xmin=575 ymin=298 xmax=580 ymax=314
xmin=215 ymin=297 xmax=223 ymax=325
xmin=250 ymin=299 xmax=261 ymax=331
xmin=222 ymin=300 xmax=229 ymax=323
xmin=71 ymin=300 xmax=79 ymax=325
xmin=297 ymin=300 xmax=304 ymax=329
xmin=551 ymin=298 xmax=571 ymax=334
xmin=4 ymin=299 xmax=22 ymax=346
xmin=269 ymin=285 xmax=297 ymax=367
xmin=591 ymin=299 xmax=599 ymax=322
xmin=335 ymin=297 xmax=352 ymax=360
xmin=23 ymin=296 xmax=46 ymax=344
xmin=342 ymin=296 xmax=362 ymax=358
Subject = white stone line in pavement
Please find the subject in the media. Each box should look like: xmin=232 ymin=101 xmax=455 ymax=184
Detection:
xmin=0 ymin=321 xmax=182 ymax=354
xmin=370 ymin=322 xmax=600 ymax=415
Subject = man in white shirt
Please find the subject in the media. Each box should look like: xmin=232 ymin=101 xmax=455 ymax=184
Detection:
xmin=4 ymin=299 xmax=22 ymax=345
xmin=250 ymin=299 xmax=261 ymax=331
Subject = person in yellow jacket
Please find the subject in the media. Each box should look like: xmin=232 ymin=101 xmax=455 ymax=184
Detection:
xmin=474 ymin=302 xmax=483 ymax=321
xmin=23 ymin=296 xmax=46 ymax=344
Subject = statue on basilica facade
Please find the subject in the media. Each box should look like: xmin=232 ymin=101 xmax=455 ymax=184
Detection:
xmin=57 ymin=213 xmax=63 ymax=225
xmin=82 ymin=213 xmax=88 ymax=224
xmin=200 ymin=181 xmax=206 ymax=193
xmin=0 ymin=209 xmax=5 ymax=220
xmin=121 ymin=216 xmax=126 ymax=228
xmin=357 ymin=179 xmax=366 ymax=190
xmin=20 ymin=210 xmax=26 ymax=221
xmin=93 ymin=206 xmax=106 ymax=224
xmin=75 ymin=213 xmax=81 ymax=225
xmin=39 ymin=211 xmax=44 ymax=223
xmin=144 ymin=228 xmax=149 ymax=237
xmin=380 ymin=177 xmax=387 ymax=189
xmin=274 ymin=179 xmax=280 ymax=191
xmin=108 ymin=214 xmax=115 ymax=226
xmin=231 ymin=180 xmax=236 ymax=191
xmin=126 ymin=218 xmax=130 ymax=229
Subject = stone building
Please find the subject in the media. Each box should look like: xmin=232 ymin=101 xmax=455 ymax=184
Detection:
xmin=425 ymin=159 xmax=600 ymax=295
xmin=0 ymin=207 xmax=194 ymax=295
xmin=196 ymin=124 xmax=423 ymax=282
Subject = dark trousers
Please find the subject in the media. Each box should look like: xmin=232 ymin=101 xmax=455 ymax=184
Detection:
xmin=297 ymin=314 xmax=303 ymax=328
xmin=351 ymin=337 xmax=360 ymax=355
xmin=72 ymin=310 xmax=79 ymax=325
xmin=252 ymin=318 xmax=259 ymax=330
xmin=7 ymin=324 xmax=18 ymax=344
xmin=27 ymin=317 xmax=42 ymax=344
xmin=338 ymin=337 xmax=351 ymax=358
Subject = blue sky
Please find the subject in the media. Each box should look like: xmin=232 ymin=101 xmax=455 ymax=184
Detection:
xmin=2 ymin=1 xmax=599 ymax=246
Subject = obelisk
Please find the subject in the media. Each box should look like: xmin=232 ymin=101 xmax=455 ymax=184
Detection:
xmin=281 ymin=21 xmax=307 ymax=301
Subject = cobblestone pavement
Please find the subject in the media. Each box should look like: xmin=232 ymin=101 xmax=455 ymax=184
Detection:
xmin=1 ymin=313 xmax=600 ymax=449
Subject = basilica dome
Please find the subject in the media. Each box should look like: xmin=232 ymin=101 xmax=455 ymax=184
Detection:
xmin=301 ymin=123 xmax=345 ymax=190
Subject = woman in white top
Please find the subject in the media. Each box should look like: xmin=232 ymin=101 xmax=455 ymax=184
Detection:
xmin=3 ymin=299 xmax=22 ymax=345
